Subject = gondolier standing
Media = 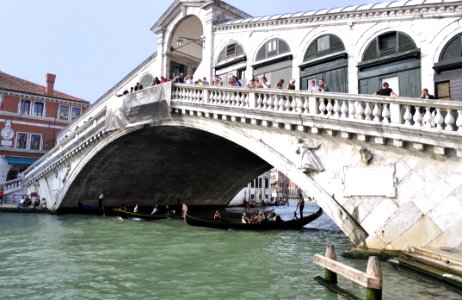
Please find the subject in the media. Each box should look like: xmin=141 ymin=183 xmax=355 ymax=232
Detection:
xmin=98 ymin=191 xmax=105 ymax=208
xmin=296 ymin=193 xmax=305 ymax=218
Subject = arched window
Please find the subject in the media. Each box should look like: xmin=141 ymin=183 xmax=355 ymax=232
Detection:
xmin=256 ymin=38 xmax=291 ymax=62
xmin=439 ymin=33 xmax=462 ymax=62
xmin=299 ymin=34 xmax=348 ymax=92
xmin=217 ymin=42 xmax=245 ymax=65
xmin=362 ymin=31 xmax=417 ymax=61
xmin=140 ymin=73 xmax=153 ymax=87
xmin=434 ymin=32 xmax=462 ymax=100
xmin=358 ymin=31 xmax=420 ymax=97
xmin=304 ymin=34 xmax=345 ymax=62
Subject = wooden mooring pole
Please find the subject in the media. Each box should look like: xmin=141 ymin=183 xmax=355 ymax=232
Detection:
xmin=313 ymin=244 xmax=383 ymax=300
xmin=325 ymin=244 xmax=338 ymax=284
xmin=365 ymin=256 xmax=382 ymax=300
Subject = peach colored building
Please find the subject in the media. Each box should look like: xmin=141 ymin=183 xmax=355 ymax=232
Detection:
xmin=0 ymin=71 xmax=89 ymax=183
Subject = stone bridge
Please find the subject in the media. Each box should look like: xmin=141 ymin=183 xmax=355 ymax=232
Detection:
xmin=22 ymin=84 xmax=462 ymax=251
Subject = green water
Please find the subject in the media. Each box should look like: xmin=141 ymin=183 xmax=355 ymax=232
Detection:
xmin=0 ymin=204 xmax=460 ymax=300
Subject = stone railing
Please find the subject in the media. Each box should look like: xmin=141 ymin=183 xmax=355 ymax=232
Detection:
xmin=172 ymin=84 xmax=462 ymax=155
xmin=23 ymin=108 xmax=107 ymax=182
xmin=173 ymin=84 xmax=462 ymax=130
xmin=1 ymin=178 xmax=23 ymax=193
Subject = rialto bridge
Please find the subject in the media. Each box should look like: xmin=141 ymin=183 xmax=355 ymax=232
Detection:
xmin=21 ymin=83 xmax=462 ymax=252
xmin=11 ymin=0 xmax=462 ymax=251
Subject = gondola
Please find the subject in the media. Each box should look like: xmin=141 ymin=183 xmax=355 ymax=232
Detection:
xmin=112 ymin=207 xmax=168 ymax=220
xmin=183 ymin=205 xmax=323 ymax=230
xmin=78 ymin=202 xmax=106 ymax=215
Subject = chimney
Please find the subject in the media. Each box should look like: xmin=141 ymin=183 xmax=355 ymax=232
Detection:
xmin=45 ymin=73 xmax=56 ymax=96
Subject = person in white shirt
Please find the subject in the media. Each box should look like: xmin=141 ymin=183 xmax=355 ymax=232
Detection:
xmin=261 ymin=76 xmax=271 ymax=88
xmin=151 ymin=205 xmax=159 ymax=215
xmin=133 ymin=203 xmax=139 ymax=213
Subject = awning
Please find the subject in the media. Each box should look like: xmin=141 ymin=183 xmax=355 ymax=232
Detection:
xmin=5 ymin=156 xmax=38 ymax=166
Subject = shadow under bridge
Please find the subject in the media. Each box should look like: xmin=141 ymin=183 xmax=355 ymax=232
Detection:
xmin=60 ymin=126 xmax=271 ymax=210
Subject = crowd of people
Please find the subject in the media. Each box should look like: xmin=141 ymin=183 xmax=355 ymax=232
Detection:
xmin=116 ymin=71 xmax=436 ymax=101
xmin=16 ymin=195 xmax=46 ymax=209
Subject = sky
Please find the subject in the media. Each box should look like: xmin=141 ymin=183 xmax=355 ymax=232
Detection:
xmin=0 ymin=0 xmax=370 ymax=103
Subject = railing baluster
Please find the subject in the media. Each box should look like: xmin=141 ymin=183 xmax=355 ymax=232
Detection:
xmin=434 ymin=108 xmax=444 ymax=129
xmin=457 ymin=110 xmax=462 ymax=132
xmin=413 ymin=108 xmax=423 ymax=127
xmin=444 ymin=109 xmax=455 ymax=131
xmin=373 ymin=103 xmax=381 ymax=123
xmin=364 ymin=102 xmax=372 ymax=121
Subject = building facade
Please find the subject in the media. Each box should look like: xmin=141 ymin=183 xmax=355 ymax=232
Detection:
xmin=0 ymin=72 xmax=89 ymax=183
xmin=104 ymin=0 xmax=461 ymax=103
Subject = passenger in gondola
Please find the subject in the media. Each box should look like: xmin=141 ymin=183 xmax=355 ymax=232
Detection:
xmin=241 ymin=212 xmax=248 ymax=223
xmin=213 ymin=209 xmax=222 ymax=221
xmin=269 ymin=212 xmax=277 ymax=222
xmin=133 ymin=203 xmax=139 ymax=213
xmin=151 ymin=204 xmax=159 ymax=215
xmin=33 ymin=197 xmax=40 ymax=209
xmin=257 ymin=211 xmax=265 ymax=223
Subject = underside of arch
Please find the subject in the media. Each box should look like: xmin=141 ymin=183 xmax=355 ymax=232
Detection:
xmin=60 ymin=126 xmax=271 ymax=209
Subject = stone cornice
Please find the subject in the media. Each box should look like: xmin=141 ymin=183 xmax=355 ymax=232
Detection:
xmin=213 ymin=2 xmax=462 ymax=32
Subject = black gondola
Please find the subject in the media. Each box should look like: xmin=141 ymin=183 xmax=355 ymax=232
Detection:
xmin=78 ymin=202 xmax=105 ymax=215
xmin=112 ymin=207 xmax=168 ymax=220
xmin=183 ymin=205 xmax=323 ymax=230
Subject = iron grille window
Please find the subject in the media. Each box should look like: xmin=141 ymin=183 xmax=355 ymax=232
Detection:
xmin=317 ymin=35 xmax=330 ymax=52
xmin=256 ymin=38 xmax=291 ymax=62
xmin=226 ymin=44 xmax=236 ymax=58
xmin=362 ymin=31 xmax=417 ymax=61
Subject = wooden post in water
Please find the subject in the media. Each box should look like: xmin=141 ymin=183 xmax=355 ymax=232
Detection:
xmin=324 ymin=244 xmax=338 ymax=284
xmin=365 ymin=256 xmax=382 ymax=300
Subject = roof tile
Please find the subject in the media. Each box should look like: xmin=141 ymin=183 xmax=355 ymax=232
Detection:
xmin=0 ymin=71 xmax=88 ymax=103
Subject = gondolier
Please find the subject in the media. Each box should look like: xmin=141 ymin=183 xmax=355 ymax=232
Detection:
xmin=296 ymin=194 xmax=305 ymax=218
xmin=98 ymin=191 xmax=105 ymax=208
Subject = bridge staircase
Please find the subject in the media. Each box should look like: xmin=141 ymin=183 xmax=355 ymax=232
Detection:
xmin=389 ymin=246 xmax=462 ymax=289
xmin=0 ymin=178 xmax=25 ymax=205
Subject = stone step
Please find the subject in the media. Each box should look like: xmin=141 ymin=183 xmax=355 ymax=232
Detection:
xmin=388 ymin=257 xmax=462 ymax=290
xmin=405 ymin=252 xmax=462 ymax=277
xmin=409 ymin=246 xmax=462 ymax=266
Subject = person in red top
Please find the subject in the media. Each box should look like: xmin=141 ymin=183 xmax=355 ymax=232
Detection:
xmin=0 ymin=188 xmax=3 ymax=204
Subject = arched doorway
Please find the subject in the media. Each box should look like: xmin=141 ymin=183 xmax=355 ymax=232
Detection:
xmin=299 ymin=34 xmax=348 ymax=92
xmin=252 ymin=38 xmax=292 ymax=88
xmin=434 ymin=32 xmax=462 ymax=100
xmin=358 ymin=31 xmax=421 ymax=97
xmin=168 ymin=16 xmax=204 ymax=80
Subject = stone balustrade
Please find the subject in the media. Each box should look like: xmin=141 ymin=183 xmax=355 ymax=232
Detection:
xmin=23 ymin=109 xmax=108 ymax=182
xmin=172 ymin=84 xmax=462 ymax=156
xmin=173 ymin=84 xmax=462 ymax=131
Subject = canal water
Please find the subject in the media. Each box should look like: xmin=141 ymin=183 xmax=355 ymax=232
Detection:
xmin=0 ymin=203 xmax=460 ymax=299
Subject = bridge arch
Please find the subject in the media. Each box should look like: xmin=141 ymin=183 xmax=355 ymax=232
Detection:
xmin=54 ymin=116 xmax=367 ymax=245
